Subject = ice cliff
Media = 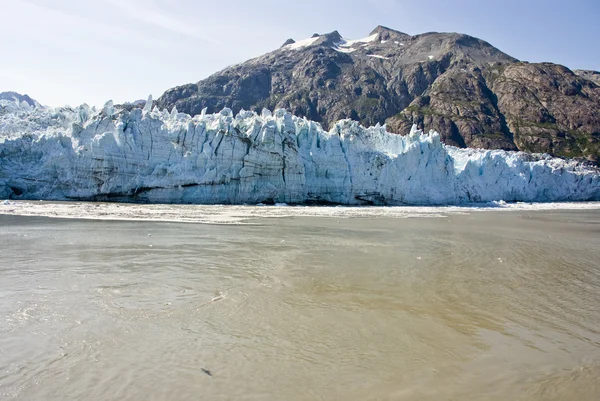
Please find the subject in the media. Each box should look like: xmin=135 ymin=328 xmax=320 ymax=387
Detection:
xmin=1 ymin=98 xmax=599 ymax=205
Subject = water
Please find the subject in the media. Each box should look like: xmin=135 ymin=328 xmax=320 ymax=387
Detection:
xmin=1 ymin=207 xmax=600 ymax=400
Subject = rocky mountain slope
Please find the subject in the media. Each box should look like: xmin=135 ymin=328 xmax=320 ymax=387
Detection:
xmin=575 ymin=69 xmax=600 ymax=86
xmin=1 ymin=99 xmax=598 ymax=204
xmin=157 ymin=26 xmax=600 ymax=163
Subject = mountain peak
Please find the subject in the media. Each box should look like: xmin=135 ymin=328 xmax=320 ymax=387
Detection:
xmin=317 ymin=30 xmax=343 ymax=45
xmin=281 ymin=38 xmax=296 ymax=47
xmin=279 ymin=30 xmax=343 ymax=50
xmin=370 ymin=25 xmax=409 ymax=39
xmin=156 ymin=25 xmax=600 ymax=163
xmin=0 ymin=91 xmax=38 ymax=107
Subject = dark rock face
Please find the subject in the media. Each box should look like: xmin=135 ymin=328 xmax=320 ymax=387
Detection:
xmin=156 ymin=26 xmax=600 ymax=162
xmin=494 ymin=63 xmax=600 ymax=162
xmin=387 ymin=66 xmax=517 ymax=150
xmin=0 ymin=91 xmax=37 ymax=107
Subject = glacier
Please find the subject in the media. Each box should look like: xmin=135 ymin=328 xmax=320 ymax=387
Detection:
xmin=0 ymin=98 xmax=599 ymax=205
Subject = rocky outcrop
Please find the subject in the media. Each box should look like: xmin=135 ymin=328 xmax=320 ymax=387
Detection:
xmin=493 ymin=63 xmax=600 ymax=162
xmin=157 ymin=26 xmax=600 ymax=163
xmin=1 ymin=100 xmax=599 ymax=205
xmin=386 ymin=66 xmax=517 ymax=150
xmin=575 ymin=69 xmax=600 ymax=86
xmin=388 ymin=63 xmax=600 ymax=162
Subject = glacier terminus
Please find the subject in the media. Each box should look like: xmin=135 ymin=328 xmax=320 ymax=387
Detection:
xmin=0 ymin=98 xmax=599 ymax=205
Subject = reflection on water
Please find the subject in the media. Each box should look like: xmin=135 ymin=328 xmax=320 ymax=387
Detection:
xmin=1 ymin=209 xmax=600 ymax=400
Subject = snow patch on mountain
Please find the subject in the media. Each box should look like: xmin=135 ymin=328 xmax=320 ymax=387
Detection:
xmin=0 ymin=99 xmax=598 ymax=205
xmin=288 ymin=32 xmax=380 ymax=53
xmin=283 ymin=36 xmax=320 ymax=50
xmin=332 ymin=33 xmax=379 ymax=53
xmin=338 ymin=33 xmax=379 ymax=47
xmin=332 ymin=46 xmax=357 ymax=54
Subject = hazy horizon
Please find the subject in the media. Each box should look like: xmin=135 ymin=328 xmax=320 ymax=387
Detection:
xmin=2 ymin=0 xmax=599 ymax=107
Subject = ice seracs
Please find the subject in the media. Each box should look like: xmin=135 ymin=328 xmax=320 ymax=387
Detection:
xmin=143 ymin=95 xmax=153 ymax=114
xmin=0 ymin=99 xmax=599 ymax=205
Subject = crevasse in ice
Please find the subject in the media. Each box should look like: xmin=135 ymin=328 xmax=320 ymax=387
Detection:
xmin=0 ymin=99 xmax=598 ymax=204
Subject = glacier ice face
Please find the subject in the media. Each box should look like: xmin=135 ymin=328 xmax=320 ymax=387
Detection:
xmin=0 ymin=99 xmax=599 ymax=205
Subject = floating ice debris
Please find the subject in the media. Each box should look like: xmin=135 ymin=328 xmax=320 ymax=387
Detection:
xmin=1 ymin=202 xmax=600 ymax=225
xmin=211 ymin=292 xmax=226 ymax=302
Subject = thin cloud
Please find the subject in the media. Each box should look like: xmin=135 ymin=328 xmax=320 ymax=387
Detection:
xmin=13 ymin=0 xmax=181 ymax=51
xmin=100 ymin=0 xmax=222 ymax=45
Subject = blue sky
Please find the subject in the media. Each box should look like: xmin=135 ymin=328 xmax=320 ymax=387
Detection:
xmin=2 ymin=0 xmax=599 ymax=107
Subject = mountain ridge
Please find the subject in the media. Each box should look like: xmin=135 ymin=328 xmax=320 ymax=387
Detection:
xmin=0 ymin=91 xmax=38 ymax=107
xmin=157 ymin=26 xmax=600 ymax=163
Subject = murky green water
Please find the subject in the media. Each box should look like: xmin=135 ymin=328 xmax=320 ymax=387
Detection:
xmin=1 ymin=208 xmax=600 ymax=400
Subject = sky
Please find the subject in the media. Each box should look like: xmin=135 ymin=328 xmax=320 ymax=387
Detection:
xmin=2 ymin=0 xmax=599 ymax=107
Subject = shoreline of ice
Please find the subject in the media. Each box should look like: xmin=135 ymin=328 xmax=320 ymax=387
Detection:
xmin=1 ymin=200 xmax=599 ymax=225
xmin=1 ymin=98 xmax=599 ymax=206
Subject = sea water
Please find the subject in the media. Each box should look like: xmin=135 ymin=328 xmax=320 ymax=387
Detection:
xmin=1 ymin=204 xmax=600 ymax=400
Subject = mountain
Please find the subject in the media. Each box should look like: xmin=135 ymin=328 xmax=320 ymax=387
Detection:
xmin=574 ymin=69 xmax=600 ymax=86
xmin=0 ymin=99 xmax=598 ymax=204
xmin=0 ymin=91 xmax=38 ymax=107
xmin=157 ymin=26 xmax=600 ymax=164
